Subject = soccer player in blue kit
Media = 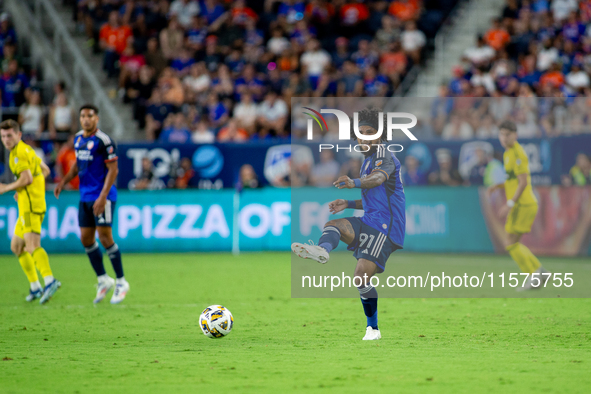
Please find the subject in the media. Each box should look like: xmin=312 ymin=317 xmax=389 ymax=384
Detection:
xmin=54 ymin=104 xmax=130 ymax=304
xmin=292 ymin=107 xmax=406 ymax=340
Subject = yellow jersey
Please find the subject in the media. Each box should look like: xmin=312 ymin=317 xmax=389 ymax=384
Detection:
xmin=9 ymin=140 xmax=46 ymax=214
xmin=503 ymin=141 xmax=537 ymax=206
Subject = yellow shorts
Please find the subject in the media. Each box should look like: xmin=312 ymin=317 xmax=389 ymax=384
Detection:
xmin=505 ymin=204 xmax=538 ymax=234
xmin=13 ymin=212 xmax=45 ymax=239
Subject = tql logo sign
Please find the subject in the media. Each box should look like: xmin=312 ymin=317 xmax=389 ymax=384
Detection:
xmin=303 ymin=108 xmax=418 ymax=141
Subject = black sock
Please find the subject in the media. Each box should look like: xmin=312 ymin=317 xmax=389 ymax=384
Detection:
xmin=85 ymin=242 xmax=106 ymax=277
xmin=105 ymin=243 xmax=124 ymax=279
xmin=358 ymin=285 xmax=378 ymax=329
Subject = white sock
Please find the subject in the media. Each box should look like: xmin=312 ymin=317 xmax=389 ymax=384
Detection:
xmin=116 ymin=277 xmax=126 ymax=285
xmin=43 ymin=275 xmax=54 ymax=286
xmin=30 ymin=281 xmax=42 ymax=292
xmin=98 ymin=274 xmax=110 ymax=284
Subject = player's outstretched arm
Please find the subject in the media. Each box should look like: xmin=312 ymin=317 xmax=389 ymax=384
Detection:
xmin=328 ymin=199 xmax=363 ymax=214
xmin=0 ymin=170 xmax=33 ymax=194
xmin=333 ymin=172 xmax=387 ymax=190
xmin=55 ymin=161 xmax=79 ymax=199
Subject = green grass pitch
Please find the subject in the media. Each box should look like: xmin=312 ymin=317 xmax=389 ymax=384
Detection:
xmin=1 ymin=252 xmax=590 ymax=393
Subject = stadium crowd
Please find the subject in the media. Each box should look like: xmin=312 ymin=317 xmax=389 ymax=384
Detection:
xmin=72 ymin=0 xmax=458 ymax=142
xmin=431 ymin=0 xmax=591 ymax=140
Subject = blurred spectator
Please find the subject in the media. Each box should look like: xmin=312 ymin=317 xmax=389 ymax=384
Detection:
xmin=159 ymin=67 xmax=185 ymax=106
xmin=160 ymin=18 xmax=184 ymax=60
xmin=257 ymin=91 xmax=288 ymax=137
xmin=18 ymin=89 xmax=45 ymax=137
xmin=380 ymin=41 xmax=407 ymax=80
xmin=403 ymin=155 xmax=427 ymax=186
xmin=48 ymin=93 xmax=76 ymax=136
xmin=363 ymin=66 xmax=388 ymax=96
xmin=175 ymin=157 xmax=196 ymax=189
xmin=237 ymin=163 xmax=260 ymax=189
xmin=551 ymin=0 xmax=578 ymax=22
xmin=465 ymin=147 xmax=489 ymax=186
xmin=1 ymin=59 xmax=29 ymax=108
xmin=171 ymin=48 xmax=196 ymax=77
xmin=376 ymin=15 xmax=401 ymax=48
xmin=207 ymin=92 xmax=229 ymax=129
xmin=351 ymin=39 xmax=378 ymax=71
xmin=537 ymin=38 xmax=559 ymax=71
xmin=563 ymin=153 xmax=591 ymax=186
xmin=169 ymin=0 xmax=200 ymax=29
xmin=401 ymin=20 xmax=425 ymax=63
xmin=183 ymin=62 xmax=211 ymax=98
xmin=300 ymin=39 xmax=331 ymax=88
xmin=475 ymin=114 xmax=499 ymax=139
xmin=291 ymin=145 xmax=313 ymax=187
xmin=388 ymin=0 xmax=420 ymax=22
xmin=339 ymin=0 xmax=370 ymax=31
xmin=1 ymin=41 xmax=21 ymax=74
xmin=310 ymin=150 xmax=339 ymax=187
xmin=218 ymin=119 xmax=249 ymax=142
xmin=235 ymin=64 xmax=264 ymax=102
xmin=429 ymin=149 xmax=463 ymax=186
xmin=119 ymin=40 xmax=146 ymax=89
xmin=267 ymin=27 xmax=290 ymax=55
xmin=55 ymin=134 xmax=79 ymax=190
xmin=442 ymin=114 xmax=474 ymax=140
xmin=331 ymin=37 xmax=349 ymax=71
xmin=565 ymin=62 xmax=589 ymax=94
xmin=99 ymin=11 xmax=132 ymax=78
xmin=233 ymin=92 xmax=258 ymax=133
xmin=145 ymin=37 xmax=167 ymax=77
xmin=191 ymin=119 xmax=215 ymax=143
xmin=484 ymin=17 xmax=510 ymax=51
xmin=338 ymin=60 xmax=363 ymax=96
xmin=130 ymin=157 xmax=164 ymax=190
xmin=146 ymin=90 xmax=175 ymax=141
xmin=159 ymin=113 xmax=191 ymax=143
xmin=125 ymin=66 xmax=156 ymax=129
xmin=0 ymin=13 xmax=17 ymax=56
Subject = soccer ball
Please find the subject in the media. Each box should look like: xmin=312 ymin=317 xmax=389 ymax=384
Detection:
xmin=199 ymin=305 xmax=234 ymax=338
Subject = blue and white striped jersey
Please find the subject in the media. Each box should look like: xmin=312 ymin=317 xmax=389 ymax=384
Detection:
xmin=359 ymin=145 xmax=406 ymax=248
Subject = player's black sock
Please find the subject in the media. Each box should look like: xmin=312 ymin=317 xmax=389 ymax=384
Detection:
xmin=358 ymin=285 xmax=378 ymax=329
xmin=85 ymin=242 xmax=106 ymax=277
xmin=318 ymin=226 xmax=340 ymax=253
xmin=105 ymin=243 xmax=124 ymax=279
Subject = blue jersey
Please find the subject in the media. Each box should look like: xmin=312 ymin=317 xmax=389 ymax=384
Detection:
xmin=74 ymin=129 xmax=118 ymax=202
xmin=359 ymin=146 xmax=406 ymax=248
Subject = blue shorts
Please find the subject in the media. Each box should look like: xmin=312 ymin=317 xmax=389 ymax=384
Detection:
xmin=345 ymin=217 xmax=400 ymax=273
xmin=79 ymin=200 xmax=116 ymax=228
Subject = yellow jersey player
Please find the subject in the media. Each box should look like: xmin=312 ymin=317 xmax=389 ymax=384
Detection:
xmin=490 ymin=120 xmax=549 ymax=290
xmin=0 ymin=120 xmax=61 ymax=303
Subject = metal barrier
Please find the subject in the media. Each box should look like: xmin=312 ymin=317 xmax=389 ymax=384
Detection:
xmin=7 ymin=0 xmax=125 ymax=139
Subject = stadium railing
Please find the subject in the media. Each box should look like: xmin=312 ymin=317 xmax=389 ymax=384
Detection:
xmin=6 ymin=0 xmax=124 ymax=139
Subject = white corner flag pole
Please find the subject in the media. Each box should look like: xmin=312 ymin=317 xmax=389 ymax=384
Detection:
xmin=232 ymin=188 xmax=240 ymax=256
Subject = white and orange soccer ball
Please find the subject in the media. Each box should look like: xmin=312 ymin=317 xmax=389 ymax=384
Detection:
xmin=199 ymin=305 xmax=234 ymax=338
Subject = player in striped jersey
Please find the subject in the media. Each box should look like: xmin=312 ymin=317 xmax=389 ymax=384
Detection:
xmin=54 ymin=104 xmax=130 ymax=304
xmin=292 ymin=107 xmax=406 ymax=340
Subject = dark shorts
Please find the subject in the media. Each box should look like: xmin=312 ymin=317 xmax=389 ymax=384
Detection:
xmin=345 ymin=217 xmax=401 ymax=273
xmin=79 ymin=200 xmax=116 ymax=228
